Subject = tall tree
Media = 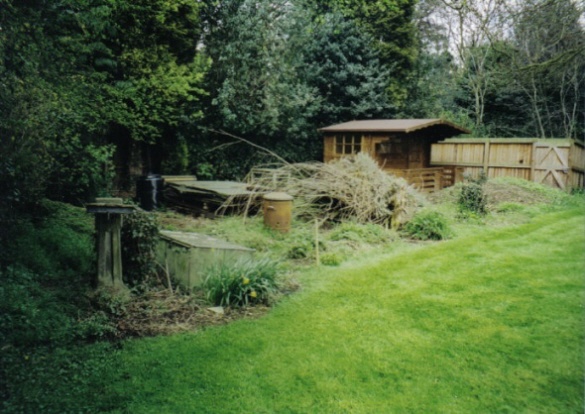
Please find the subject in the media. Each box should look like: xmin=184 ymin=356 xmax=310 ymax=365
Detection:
xmin=507 ymin=0 xmax=585 ymax=138
xmin=198 ymin=0 xmax=320 ymax=178
xmin=301 ymin=12 xmax=394 ymax=127
xmin=303 ymin=0 xmax=418 ymax=107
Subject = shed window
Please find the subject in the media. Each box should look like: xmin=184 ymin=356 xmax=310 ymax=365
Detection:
xmin=376 ymin=138 xmax=403 ymax=156
xmin=335 ymin=135 xmax=362 ymax=155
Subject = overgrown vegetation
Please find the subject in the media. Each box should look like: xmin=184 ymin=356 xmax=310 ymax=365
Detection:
xmin=121 ymin=209 xmax=160 ymax=287
xmin=403 ymin=210 xmax=452 ymax=240
xmin=457 ymin=172 xmax=489 ymax=218
xmin=203 ymin=258 xmax=279 ymax=307
xmin=1 ymin=0 xmax=583 ymax=409
xmin=4 ymin=201 xmax=582 ymax=413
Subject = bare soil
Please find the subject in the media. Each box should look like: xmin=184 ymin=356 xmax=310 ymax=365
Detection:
xmin=427 ymin=180 xmax=556 ymax=208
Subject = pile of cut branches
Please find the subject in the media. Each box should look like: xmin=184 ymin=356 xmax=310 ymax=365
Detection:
xmin=227 ymin=153 xmax=425 ymax=227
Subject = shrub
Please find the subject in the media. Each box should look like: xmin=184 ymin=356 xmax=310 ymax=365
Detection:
xmin=121 ymin=209 xmax=160 ymax=286
xmin=320 ymin=252 xmax=343 ymax=266
xmin=287 ymin=243 xmax=312 ymax=259
xmin=457 ymin=172 xmax=488 ymax=217
xmin=403 ymin=211 xmax=452 ymax=241
xmin=286 ymin=231 xmax=317 ymax=259
xmin=203 ymin=258 xmax=278 ymax=307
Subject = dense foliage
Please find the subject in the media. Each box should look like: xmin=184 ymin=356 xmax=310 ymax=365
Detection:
xmin=121 ymin=209 xmax=160 ymax=287
xmin=2 ymin=0 xmax=581 ymax=201
xmin=403 ymin=210 xmax=452 ymax=240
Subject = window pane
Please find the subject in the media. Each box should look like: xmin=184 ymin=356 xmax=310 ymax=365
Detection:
xmin=335 ymin=136 xmax=343 ymax=154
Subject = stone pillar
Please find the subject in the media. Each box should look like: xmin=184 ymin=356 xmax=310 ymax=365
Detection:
xmin=87 ymin=198 xmax=134 ymax=289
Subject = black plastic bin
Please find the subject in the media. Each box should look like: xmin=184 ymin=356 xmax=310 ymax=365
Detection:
xmin=136 ymin=174 xmax=164 ymax=211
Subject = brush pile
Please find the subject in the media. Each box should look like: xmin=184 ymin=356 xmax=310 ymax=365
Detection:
xmin=109 ymin=289 xmax=269 ymax=338
xmin=228 ymin=153 xmax=425 ymax=227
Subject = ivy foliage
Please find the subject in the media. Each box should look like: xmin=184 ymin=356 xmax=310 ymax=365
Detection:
xmin=121 ymin=210 xmax=160 ymax=287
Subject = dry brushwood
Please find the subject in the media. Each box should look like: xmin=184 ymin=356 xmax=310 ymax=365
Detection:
xmin=222 ymin=153 xmax=425 ymax=228
xmin=113 ymin=289 xmax=270 ymax=337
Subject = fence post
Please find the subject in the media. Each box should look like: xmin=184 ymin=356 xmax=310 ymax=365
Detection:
xmin=483 ymin=141 xmax=490 ymax=177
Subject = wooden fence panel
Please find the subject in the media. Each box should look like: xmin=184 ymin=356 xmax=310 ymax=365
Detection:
xmin=489 ymin=167 xmax=531 ymax=180
xmin=431 ymin=143 xmax=484 ymax=165
xmin=488 ymin=143 xmax=532 ymax=167
xmin=432 ymin=139 xmax=584 ymax=190
xmin=570 ymin=142 xmax=585 ymax=171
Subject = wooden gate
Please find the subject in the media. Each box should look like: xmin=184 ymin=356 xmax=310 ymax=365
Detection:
xmin=532 ymin=144 xmax=570 ymax=190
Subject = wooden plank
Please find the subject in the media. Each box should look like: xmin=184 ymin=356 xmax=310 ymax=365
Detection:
xmin=530 ymin=141 xmax=537 ymax=182
xmin=551 ymin=169 xmax=566 ymax=190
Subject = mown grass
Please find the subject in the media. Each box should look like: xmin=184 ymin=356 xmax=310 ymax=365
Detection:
xmin=95 ymin=206 xmax=584 ymax=413
xmin=2 ymin=195 xmax=583 ymax=413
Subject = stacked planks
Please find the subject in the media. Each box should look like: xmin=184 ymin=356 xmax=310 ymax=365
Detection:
xmin=163 ymin=176 xmax=262 ymax=216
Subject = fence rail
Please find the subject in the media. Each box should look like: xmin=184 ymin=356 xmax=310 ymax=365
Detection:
xmin=387 ymin=167 xmax=460 ymax=193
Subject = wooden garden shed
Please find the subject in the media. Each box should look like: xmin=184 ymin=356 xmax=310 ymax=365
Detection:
xmin=430 ymin=138 xmax=585 ymax=191
xmin=320 ymin=119 xmax=471 ymax=192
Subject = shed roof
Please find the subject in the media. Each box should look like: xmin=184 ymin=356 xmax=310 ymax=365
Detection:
xmin=319 ymin=119 xmax=471 ymax=135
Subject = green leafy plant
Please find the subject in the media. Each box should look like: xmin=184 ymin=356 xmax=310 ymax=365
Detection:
xmin=121 ymin=209 xmax=160 ymax=286
xmin=403 ymin=210 xmax=452 ymax=241
xmin=0 ymin=267 xmax=75 ymax=348
xmin=286 ymin=232 xmax=316 ymax=259
xmin=329 ymin=221 xmax=394 ymax=244
xmin=457 ymin=172 xmax=488 ymax=217
xmin=320 ymin=252 xmax=343 ymax=266
xmin=203 ymin=258 xmax=279 ymax=307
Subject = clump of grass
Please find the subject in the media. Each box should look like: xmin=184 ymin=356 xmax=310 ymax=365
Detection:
xmin=328 ymin=220 xmax=394 ymax=244
xmin=495 ymin=202 xmax=525 ymax=213
xmin=320 ymin=252 xmax=343 ymax=266
xmin=403 ymin=210 xmax=452 ymax=240
xmin=203 ymin=258 xmax=279 ymax=307
xmin=286 ymin=231 xmax=318 ymax=259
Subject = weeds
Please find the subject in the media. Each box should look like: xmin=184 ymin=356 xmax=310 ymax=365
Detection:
xmin=329 ymin=220 xmax=394 ymax=244
xmin=403 ymin=210 xmax=452 ymax=240
xmin=457 ymin=172 xmax=488 ymax=218
xmin=203 ymin=258 xmax=279 ymax=307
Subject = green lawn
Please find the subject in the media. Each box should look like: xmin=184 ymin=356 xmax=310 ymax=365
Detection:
xmin=4 ymin=207 xmax=584 ymax=413
xmin=103 ymin=207 xmax=584 ymax=413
